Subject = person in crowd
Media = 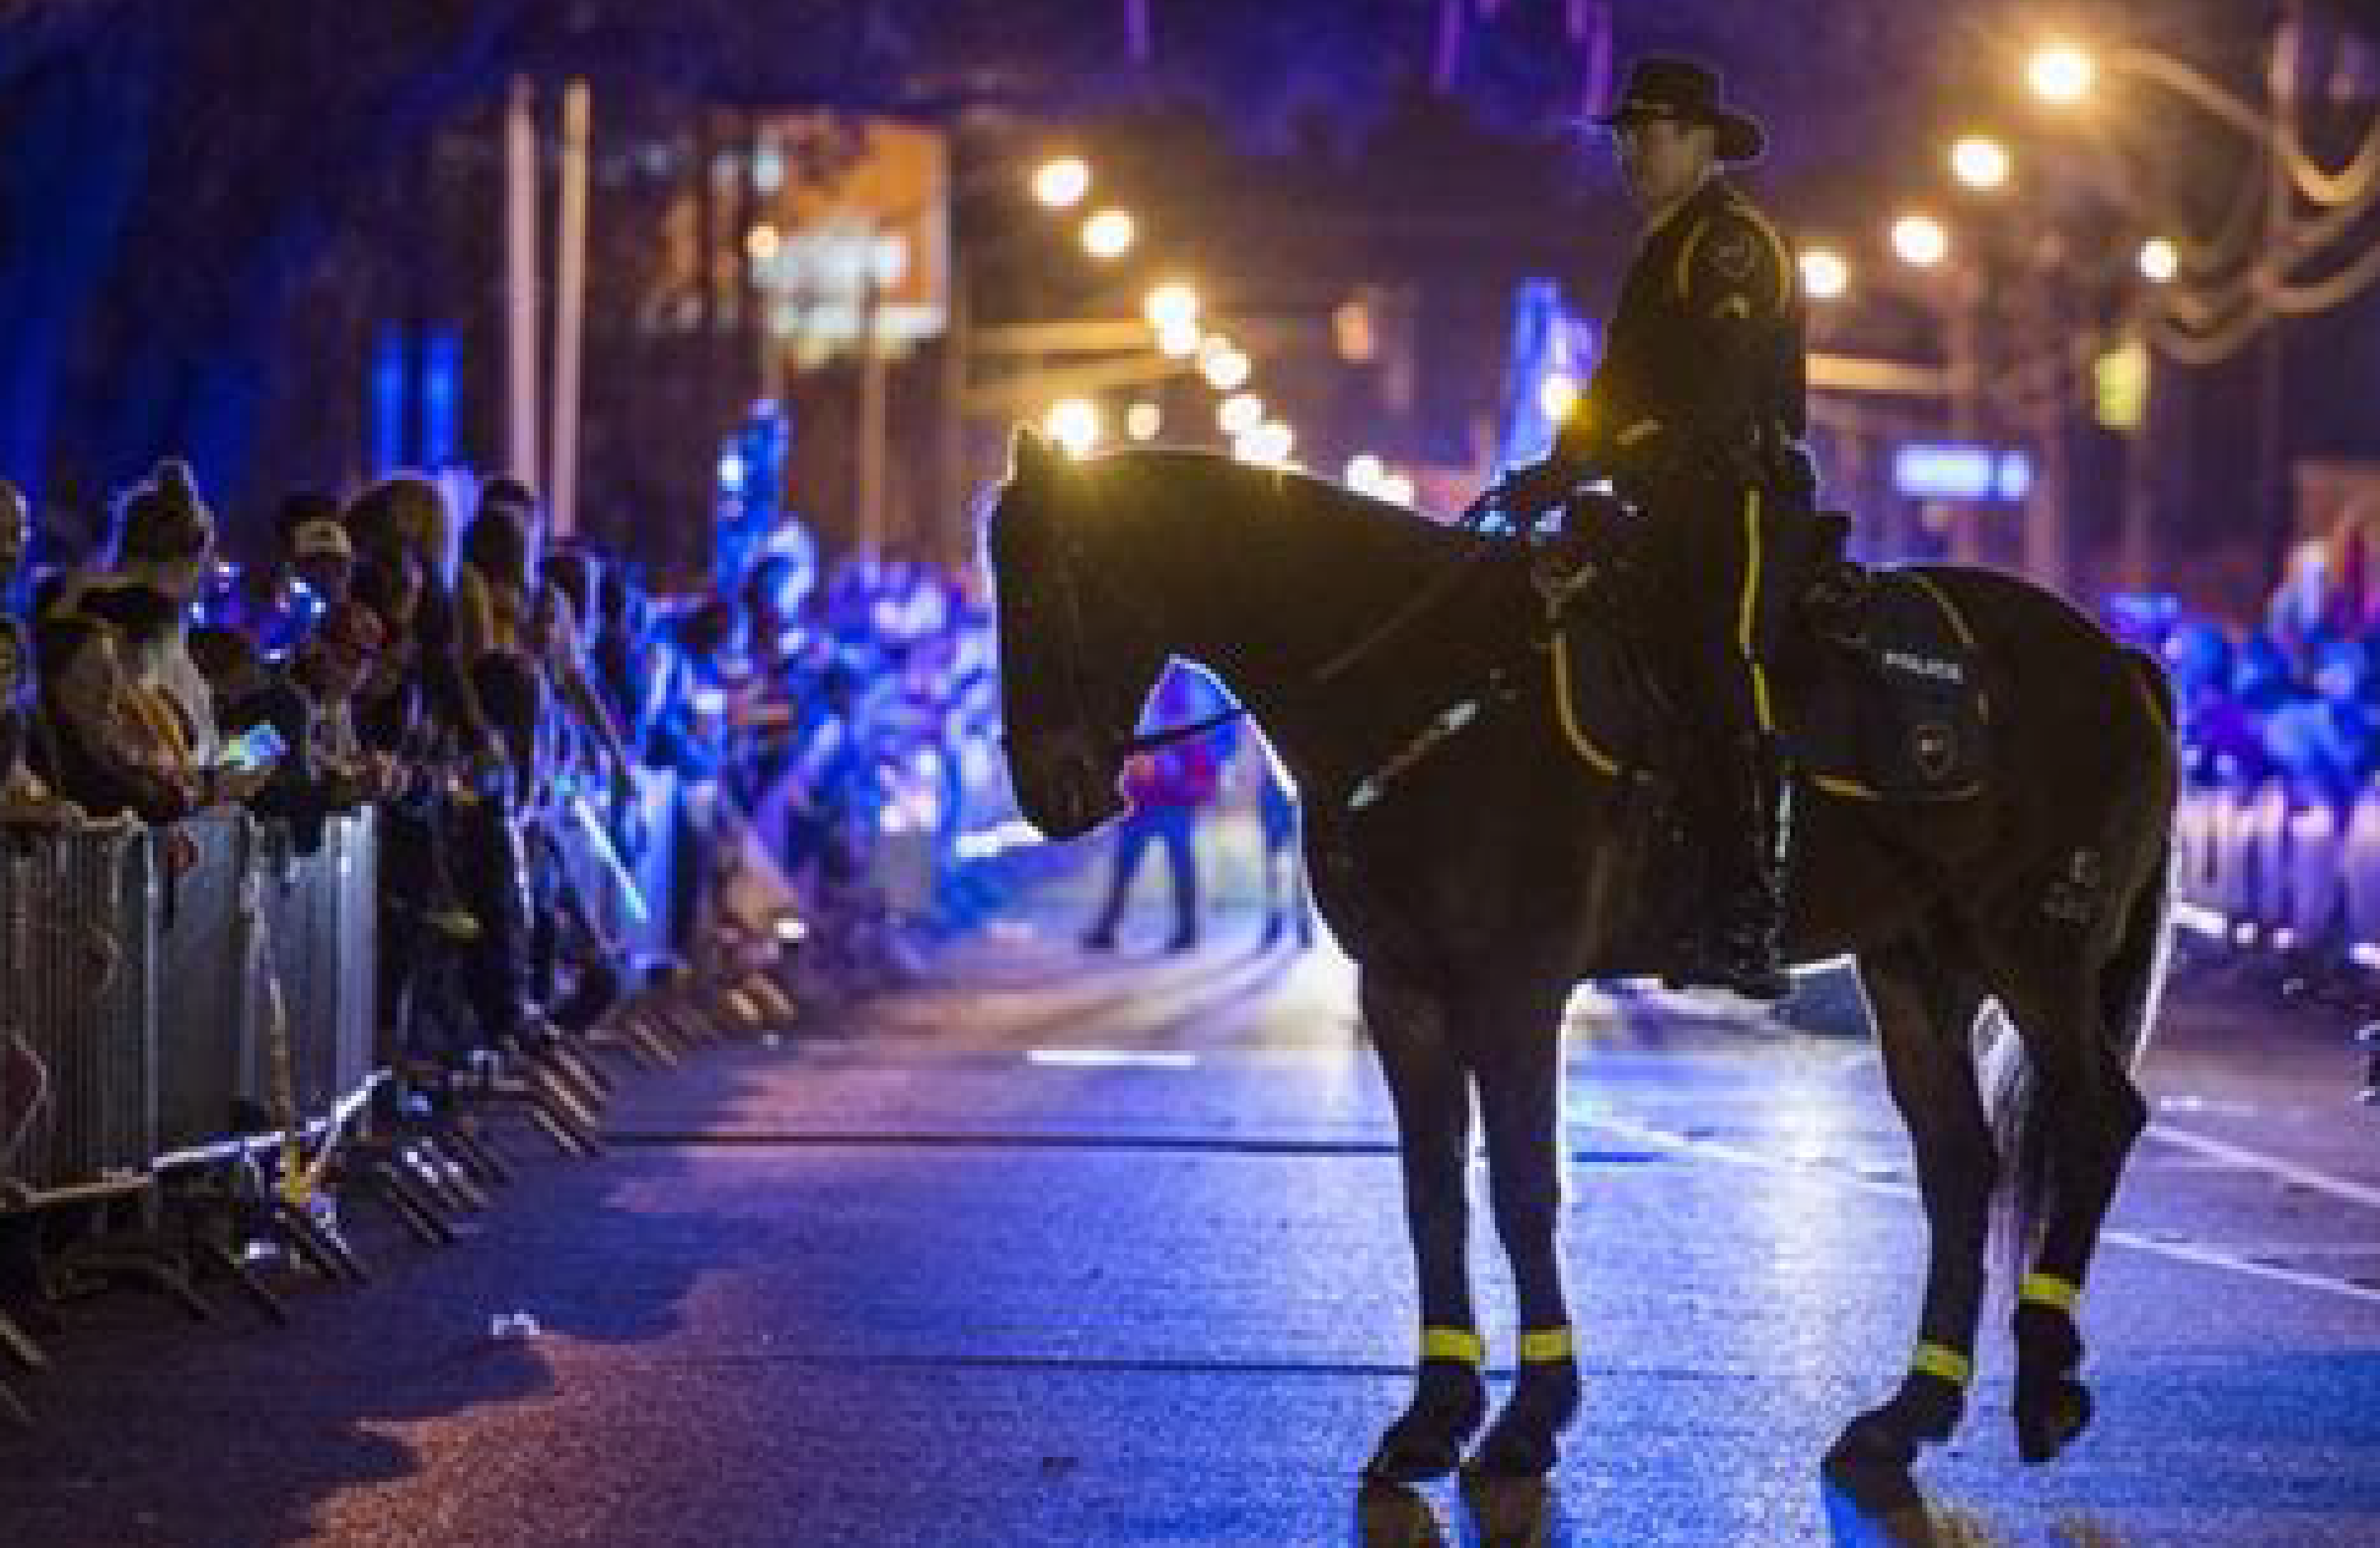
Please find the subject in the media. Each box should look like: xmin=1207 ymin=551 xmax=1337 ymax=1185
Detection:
xmin=104 ymin=459 xmax=223 ymax=765
xmin=222 ymin=489 xmax=353 ymax=655
xmin=29 ymin=613 xmax=193 ymax=824
xmin=2267 ymin=637 xmax=2375 ymax=814
xmin=1081 ymin=667 xmax=1223 ymax=954
xmin=347 ymin=473 xmax=493 ymax=762
xmin=1254 ymin=733 xmax=1315 ymax=949
xmin=0 ymin=479 xmax=29 ymax=622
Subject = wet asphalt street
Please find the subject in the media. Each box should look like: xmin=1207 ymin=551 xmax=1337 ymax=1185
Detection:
xmin=4 ymin=898 xmax=2379 ymax=1547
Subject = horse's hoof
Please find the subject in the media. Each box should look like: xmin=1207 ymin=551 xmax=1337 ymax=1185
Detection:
xmin=2015 ymin=1375 xmax=2094 ymax=1465
xmin=1821 ymin=1417 xmax=1923 ymax=1518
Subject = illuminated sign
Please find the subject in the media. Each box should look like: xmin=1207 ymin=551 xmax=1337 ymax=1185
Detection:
xmin=1892 ymin=443 xmax=2033 ymax=503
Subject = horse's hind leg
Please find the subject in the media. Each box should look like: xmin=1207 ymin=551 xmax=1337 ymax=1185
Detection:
xmin=1361 ymin=968 xmax=1486 ymax=1482
xmin=1976 ymin=902 xmax=2154 ymax=1468
xmin=1468 ymin=985 xmax=1579 ymax=1477
xmin=1824 ymin=935 xmax=1993 ymax=1509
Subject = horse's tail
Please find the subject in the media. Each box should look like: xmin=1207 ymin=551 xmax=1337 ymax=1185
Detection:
xmin=1987 ymin=648 xmax=2178 ymax=1278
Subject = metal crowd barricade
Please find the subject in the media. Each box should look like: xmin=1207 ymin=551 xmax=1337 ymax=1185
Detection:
xmin=0 ymin=824 xmax=157 ymax=1197
xmin=153 ymin=812 xmax=261 ymax=1156
xmin=555 ymin=769 xmax=679 ymax=965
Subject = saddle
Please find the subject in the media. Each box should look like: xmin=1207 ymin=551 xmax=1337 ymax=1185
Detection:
xmin=1544 ymin=507 xmax=1991 ymax=803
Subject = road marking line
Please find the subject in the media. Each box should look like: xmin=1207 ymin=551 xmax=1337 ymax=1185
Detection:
xmin=1598 ymin=1116 xmax=2380 ymax=1309
xmin=2145 ymin=1122 xmax=2380 ymax=1212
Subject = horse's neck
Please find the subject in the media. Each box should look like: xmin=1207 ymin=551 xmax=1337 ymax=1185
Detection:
xmin=1126 ymin=468 xmax=1521 ymax=802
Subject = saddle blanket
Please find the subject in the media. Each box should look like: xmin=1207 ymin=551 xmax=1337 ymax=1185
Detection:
xmin=1553 ymin=567 xmax=1991 ymax=803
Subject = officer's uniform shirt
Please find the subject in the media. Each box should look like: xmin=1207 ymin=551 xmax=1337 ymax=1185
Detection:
xmin=1558 ymin=175 xmax=1804 ymax=491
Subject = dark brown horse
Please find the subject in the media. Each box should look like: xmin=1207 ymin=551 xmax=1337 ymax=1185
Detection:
xmin=987 ymin=433 xmax=2177 ymax=1504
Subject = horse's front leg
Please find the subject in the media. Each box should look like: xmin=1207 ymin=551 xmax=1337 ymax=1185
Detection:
xmin=1362 ymin=966 xmax=1486 ymax=1483
xmin=1467 ymin=981 xmax=1580 ymax=1477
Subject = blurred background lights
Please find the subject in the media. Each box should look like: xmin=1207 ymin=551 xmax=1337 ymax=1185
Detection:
xmin=1892 ymin=213 xmax=1949 ymax=268
xmin=1143 ymin=281 xmax=1199 ymax=333
xmin=1044 ymin=398 xmax=1101 ymax=457
xmin=2027 ymin=42 xmax=2097 ymax=105
xmin=1033 ymin=155 xmax=1090 ymax=207
xmin=1537 ymin=370 xmax=1579 ymax=422
xmin=1218 ymin=393 xmax=1264 ymax=436
xmin=1949 ymin=135 xmax=2011 ymax=190
xmin=1082 ymin=207 xmax=1135 ymax=259
xmin=2139 ymin=236 xmax=2180 ymax=283
xmin=1125 ymin=400 xmax=1162 ymax=441
xmin=1799 ymin=247 xmax=1849 ymax=300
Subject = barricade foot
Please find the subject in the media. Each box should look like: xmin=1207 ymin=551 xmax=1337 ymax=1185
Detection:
xmin=85 ymin=1253 xmax=216 ymax=1324
xmin=194 ymin=1238 xmax=290 ymax=1326
xmin=620 ymin=1013 xmax=683 ymax=1067
xmin=528 ymin=1047 xmax=609 ymax=1122
xmin=440 ymin=1122 xmax=514 ymax=1188
xmin=522 ymin=1065 xmax=607 ymax=1151
xmin=408 ymin=1141 xmax=489 ymax=1214
xmin=274 ymin=1200 xmax=369 ymax=1285
xmin=0 ymin=1307 xmax=48 ymax=1371
xmin=365 ymin=1163 xmax=456 ymax=1247
xmin=498 ymin=1079 xmax=603 ymax=1159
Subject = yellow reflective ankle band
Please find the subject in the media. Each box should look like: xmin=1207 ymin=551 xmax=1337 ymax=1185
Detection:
xmin=2021 ymin=1273 xmax=2080 ymax=1313
xmin=1518 ymin=1327 xmax=1574 ymax=1363
xmin=1911 ymin=1341 xmax=1973 ymax=1388
xmin=1421 ymin=1327 xmax=1484 ymax=1365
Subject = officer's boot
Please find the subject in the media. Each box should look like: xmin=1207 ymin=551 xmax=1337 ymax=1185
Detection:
xmin=1708 ymin=736 xmax=1792 ymax=1002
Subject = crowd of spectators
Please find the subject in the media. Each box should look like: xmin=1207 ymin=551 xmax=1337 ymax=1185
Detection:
xmin=0 ymin=455 xmax=1007 ymax=1082
xmin=2125 ymin=539 xmax=2380 ymax=817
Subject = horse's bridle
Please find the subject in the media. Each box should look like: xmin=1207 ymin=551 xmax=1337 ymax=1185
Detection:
xmin=1024 ymin=502 xmax=1507 ymax=769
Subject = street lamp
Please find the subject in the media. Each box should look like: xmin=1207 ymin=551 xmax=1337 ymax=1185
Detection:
xmin=1949 ymin=135 xmax=2011 ymax=191
xmin=2139 ymin=236 xmax=2180 ymax=284
xmin=1034 ymin=156 xmax=1091 ymax=208
xmin=1799 ymin=247 xmax=1849 ymax=301
xmin=1081 ymin=208 xmax=1135 ymax=260
xmin=1892 ymin=213 xmax=1950 ymax=269
xmin=1143 ymin=281 xmax=1199 ymax=333
xmin=2026 ymin=42 xmax=2096 ymax=107
xmin=1045 ymin=398 xmax=1102 ymax=457
xmin=1198 ymin=336 xmax=1251 ymax=392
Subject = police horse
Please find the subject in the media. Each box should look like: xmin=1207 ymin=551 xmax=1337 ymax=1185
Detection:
xmin=987 ymin=432 xmax=2176 ymax=1505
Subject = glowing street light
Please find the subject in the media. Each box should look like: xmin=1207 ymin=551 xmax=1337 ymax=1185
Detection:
xmin=1218 ymin=393 xmax=1264 ymax=436
xmin=1155 ymin=320 xmax=1202 ymax=358
xmin=1345 ymin=452 xmax=1386 ymax=488
xmin=1949 ymin=135 xmax=2011 ymax=191
xmin=1892 ymin=213 xmax=1950 ymax=269
xmin=1198 ymin=336 xmax=1251 ymax=391
xmin=1236 ymin=420 xmax=1294 ymax=466
xmin=1082 ymin=208 xmax=1135 ymax=260
xmin=1143 ymin=281 xmax=1200 ymax=333
xmin=2139 ymin=236 xmax=2180 ymax=283
xmin=1045 ymin=398 xmax=1102 ymax=458
xmin=1126 ymin=401 xmax=1163 ymax=441
xmin=2027 ymin=42 xmax=2097 ymax=106
xmin=1033 ymin=155 xmax=1091 ymax=207
xmin=1799 ymin=247 xmax=1849 ymax=301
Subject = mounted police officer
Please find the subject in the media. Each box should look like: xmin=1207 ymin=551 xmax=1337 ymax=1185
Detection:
xmin=1490 ymin=55 xmax=1812 ymax=1000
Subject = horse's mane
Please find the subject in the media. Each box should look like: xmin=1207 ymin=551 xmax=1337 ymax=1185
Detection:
xmin=1069 ymin=447 xmax=1482 ymax=565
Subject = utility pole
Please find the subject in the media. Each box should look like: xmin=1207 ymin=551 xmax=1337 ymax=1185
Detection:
xmin=2257 ymin=1 xmax=2298 ymax=583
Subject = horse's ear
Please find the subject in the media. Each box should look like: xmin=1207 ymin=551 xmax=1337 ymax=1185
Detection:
xmin=1010 ymin=425 xmax=1057 ymax=483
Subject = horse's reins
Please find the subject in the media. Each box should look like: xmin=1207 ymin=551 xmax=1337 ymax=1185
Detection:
xmin=1086 ymin=526 xmax=1507 ymax=760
